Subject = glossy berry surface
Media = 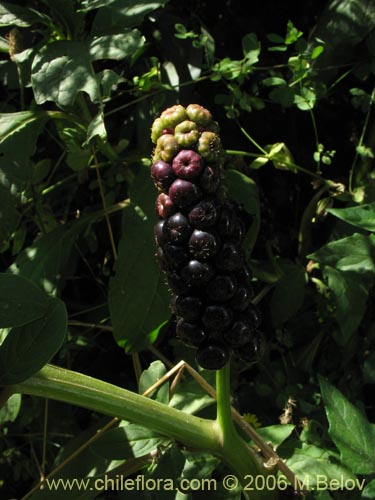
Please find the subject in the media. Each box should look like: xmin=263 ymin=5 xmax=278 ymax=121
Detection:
xmin=151 ymin=160 xmax=176 ymax=191
xmin=164 ymin=213 xmax=192 ymax=244
xmin=151 ymin=104 xmax=265 ymax=370
xmin=172 ymin=295 xmax=203 ymax=321
xmin=202 ymin=305 xmax=233 ymax=332
xmin=196 ymin=342 xmax=229 ymax=370
xmin=188 ymin=230 xmax=219 ymax=260
xmin=169 ymin=179 xmax=202 ymax=208
xmin=181 ymin=259 xmax=214 ymax=285
xmin=176 ymin=319 xmax=206 ymax=347
xmin=188 ymin=200 xmax=218 ymax=228
xmin=206 ymin=274 xmax=237 ymax=302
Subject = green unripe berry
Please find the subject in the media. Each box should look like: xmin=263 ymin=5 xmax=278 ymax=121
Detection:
xmin=174 ymin=120 xmax=199 ymax=148
xmin=197 ymin=131 xmax=222 ymax=162
xmin=153 ymin=134 xmax=180 ymax=162
xmin=186 ymin=104 xmax=212 ymax=126
xmin=160 ymin=105 xmax=188 ymax=129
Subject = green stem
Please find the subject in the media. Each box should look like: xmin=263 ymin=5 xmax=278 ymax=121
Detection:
xmin=215 ymin=362 xmax=278 ymax=500
xmin=10 ymin=364 xmax=277 ymax=499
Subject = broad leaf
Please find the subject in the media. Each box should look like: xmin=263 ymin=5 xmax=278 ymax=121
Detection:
xmin=363 ymin=479 xmax=375 ymax=499
xmin=308 ymin=233 xmax=375 ymax=274
xmin=0 ymin=185 xmax=20 ymax=253
xmin=9 ymin=211 xmax=98 ymax=294
xmin=0 ymin=393 xmax=21 ymax=424
xmin=138 ymin=360 xmax=169 ymax=404
xmin=169 ymin=377 xmax=215 ymax=415
xmin=327 ymin=202 xmax=375 ymax=232
xmin=319 ymin=376 xmax=375 ymax=474
xmin=0 ymin=2 xmax=48 ymax=27
xmin=0 ymin=297 xmax=67 ymax=385
xmin=89 ymin=31 xmax=144 ymax=61
xmin=90 ymin=423 xmax=165 ymax=460
xmin=82 ymin=0 xmax=170 ymax=33
xmin=270 ymin=261 xmax=306 ymax=326
xmin=255 ymin=425 xmax=295 ymax=449
xmin=108 ymin=165 xmax=170 ymax=353
xmin=0 ymin=111 xmax=41 ymax=144
xmin=324 ymin=267 xmax=368 ymax=343
xmin=31 ymin=41 xmax=99 ymax=106
xmin=0 ymin=273 xmax=50 ymax=328
xmin=223 ymin=169 xmax=260 ymax=254
xmin=282 ymin=441 xmax=357 ymax=490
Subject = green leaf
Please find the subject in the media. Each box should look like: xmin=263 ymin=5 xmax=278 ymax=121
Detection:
xmin=254 ymin=425 xmax=295 ymax=449
xmin=31 ymin=41 xmax=99 ymax=106
xmin=249 ymin=156 xmax=269 ymax=169
xmin=0 ymin=273 xmax=50 ymax=328
xmin=90 ymin=423 xmax=166 ymax=460
xmin=0 ymin=393 xmax=21 ymax=424
xmin=55 ymin=120 xmax=90 ymax=171
xmin=138 ymin=360 xmax=169 ymax=404
xmin=363 ymin=352 xmax=375 ymax=383
xmin=89 ymin=31 xmax=144 ymax=61
xmin=223 ymin=169 xmax=261 ymax=254
xmin=262 ymin=77 xmax=286 ymax=86
xmin=270 ymin=262 xmax=307 ymax=326
xmin=327 ymin=202 xmax=375 ymax=232
xmin=108 ymin=166 xmax=170 ymax=353
xmin=9 ymin=211 xmax=99 ymax=294
xmin=269 ymin=86 xmax=295 ymax=107
xmin=363 ymin=479 xmax=375 ymax=498
xmin=0 ymin=297 xmax=67 ymax=385
xmin=87 ymin=0 xmax=170 ymax=34
xmin=85 ymin=111 xmax=107 ymax=144
xmin=0 ymin=185 xmax=21 ymax=253
xmin=285 ymin=443 xmax=358 ymax=490
xmin=319 ymin=376 xmax=375 ymax=474
xmin=241 ymin=33 xmax=260 ymax=64
xmin=0 ymin=111 xmax=42 ymax=144
xmin=323 ymin=267 xmax=368 ymax=343
xmin=308 ymin=233 xmax=375 ymax=274
xmin=170 ymin=376 xmax=215 ymax=415
xmin=0 ymin=2 xmax=48 ymax=27
xmin=285 ymin=20 xmax=303 ymax=45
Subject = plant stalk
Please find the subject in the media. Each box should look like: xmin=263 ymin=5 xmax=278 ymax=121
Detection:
xmin=9 ymin=364 xmax=278 ymax=499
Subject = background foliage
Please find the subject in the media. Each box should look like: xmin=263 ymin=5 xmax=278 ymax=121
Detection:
xmin=1 ymin=0 xmax=375 ymax=498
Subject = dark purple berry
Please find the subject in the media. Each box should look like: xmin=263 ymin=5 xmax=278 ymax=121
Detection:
xmin=156 ymin=193 xmax=177 ymax=219
xmin=206 ymin=275 xmax=237 ymax=302
xmin=215 ymin=242 xmax=243 ymax=271
xmin=202 ymin=305 xmax=233 ymax=332
xmin=181 ymin=260 xmax=214 ymax=285
xmin=199 ymin=165 xmax=220 ymax=193
xmin=223 ymin=319 xmax=252 ymax=347
xmin=172 ymin=295 xmax=203 ymax=321
xmin=164 ymin=213 xmax=192 ymax=244
xmin=169 ymin=179 xmax=202 ymax=208
xmin=154 ymin=220 xmax=167 ymax=246
xmin=196 ymin=342 xmax=229 ymax=370
xmin=188 ymin=200 xmax=218 ymax=229
xmin=157 ymin=245 xmax=187 ymax=271
xmin=151 ymin=160 xmax=176 ymax=191
xmin=172 ymin=150 xmax=204 ymax=179
xmin=188 ymin=230 xmax=219 ymax=260
xmin=166 ymin=272 xmax=191 ymax=294
xmin=229 ymin=285 xmax=253 ymax=311
xmin=245 ymin=305 xmax=262 ymax=328
xmin=176 ymin=319 xmax=206 ymax=347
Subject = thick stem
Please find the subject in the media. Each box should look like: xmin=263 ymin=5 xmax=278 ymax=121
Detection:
xmin=10 ymin=364 xmax=278 ymax=499
xmin=11 ymin=365 xmax=217 ymax=452
xmin=215 ymin=362 xmax=278 ymax=500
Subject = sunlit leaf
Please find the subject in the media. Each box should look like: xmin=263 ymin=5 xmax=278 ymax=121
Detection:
xmin=320 ymin=376 xmax=375 ymax=474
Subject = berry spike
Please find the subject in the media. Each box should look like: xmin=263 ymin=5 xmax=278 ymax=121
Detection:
xmin=150 ymin=104 xmax=263 ymax=370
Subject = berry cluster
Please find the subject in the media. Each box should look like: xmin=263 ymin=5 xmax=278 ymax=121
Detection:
xmin=151 ymin=104 xmax=264 ymax=370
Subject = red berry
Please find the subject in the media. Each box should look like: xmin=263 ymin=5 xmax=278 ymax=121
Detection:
xmin=151 ymin=160 xmax=176 ymax=191
xmin=164 ymin=213 xmax=192 ymax=244
xmin=188 ymin=229 xmax=219 ymax=260
xmin=156 ymin=193 xmax=177 ymax=219
xmin=188 ymin=200 xmax=218 ymax=228
xmin=172 ymin=150 xmax=204 ymax=180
